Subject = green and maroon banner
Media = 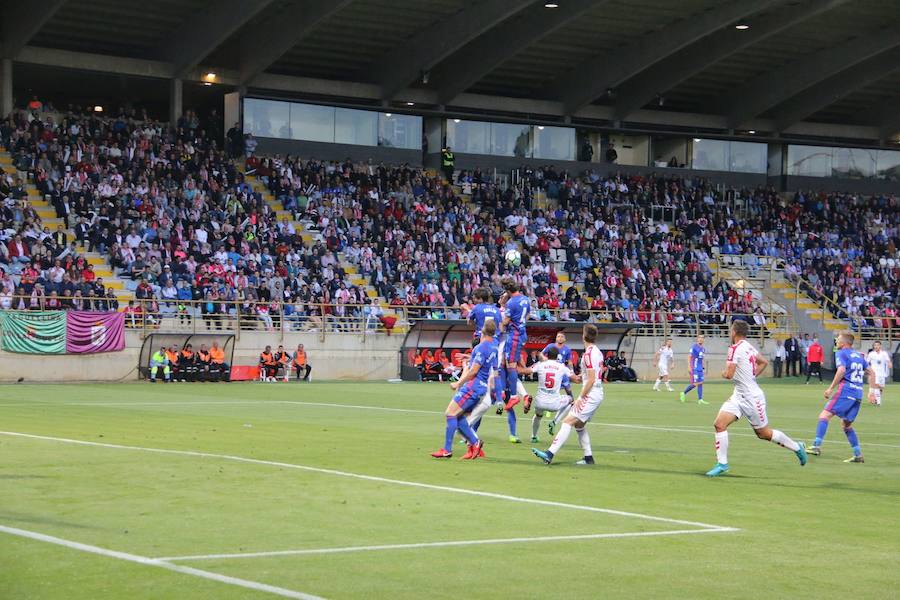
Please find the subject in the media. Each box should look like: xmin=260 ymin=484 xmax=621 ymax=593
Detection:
xmin=0 ymin=311 xmax=66 ymax=354
xmin=0 ymin=311 xmax=124 ymax=354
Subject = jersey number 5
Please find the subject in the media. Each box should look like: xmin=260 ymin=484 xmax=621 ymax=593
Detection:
xmin=544 ymin=372 xmax=556 ymax=389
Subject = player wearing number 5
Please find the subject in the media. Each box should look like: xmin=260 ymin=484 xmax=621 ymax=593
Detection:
xmin=809 ymin=332 xmax=880 ymax=463
xmin=532 ymin=324 xmax=603 ymax=466
xmin=517 ymin=346 xmax=581 ymax=443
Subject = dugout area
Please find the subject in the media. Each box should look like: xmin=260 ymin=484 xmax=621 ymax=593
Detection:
xmin=137 ymin=333 xmax=236 ymax=380
xmin=399 ymin=320 xmax=641 ymax=381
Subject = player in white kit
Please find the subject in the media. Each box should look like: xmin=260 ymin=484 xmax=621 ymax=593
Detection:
xmin=653 ymin=339 xmax=674 ymax=391
xmin=517 ymin=346 xmax=580 ymax=443
xmin=532 ymin=324 xmax=603 ymax=465
xmin=866 ymin=341 xmax=892 ymax=406
xmin=706 ymin=320 xmax=808 ymax=477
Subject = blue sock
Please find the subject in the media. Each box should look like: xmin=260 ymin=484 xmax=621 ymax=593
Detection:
xmin=444 ymin=416 xmax=458 ymax=452
xmin=505 ymin=366 xmax=519 ymax=401
xmin=507 ymin=408 xmax=517 ymax=437
xmin=697 ymin=384 xmax=703 ymax=400
xmin=844 ymin=427 xmax=861 ymax=456
xmin=814 ymin=418 xmax=829 ymax=446
xmin=472 ymin=417 xmax=482 ymax=432
xmin=457 ymin=417 xmax=479 ymax=445
xmin=493 ymin=371 xmax=505 ymax=404
xmin=683 ymin=384 xmax=695 ymax=394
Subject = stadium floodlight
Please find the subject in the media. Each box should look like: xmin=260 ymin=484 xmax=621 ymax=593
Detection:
xmin=747 ymin=130 xmax=756 ymax=134
xmin=453 ymin=119 xmax=461 ymax=123
xmin=693 ymin=138 xmax=702 ymax=142
xmin=93 ymin=105 xmax=103 ymax=112
xmin=538 ymin=126 xmax=545 ymax=130
xmin=205 ymin=72 xmax=216 ymax=81
xmin=385 ymin=113 xmax=392 ymax=117
xmin=544 ymin=2 xmax=559 ymax=8
xmin=734 ymin=24 xmax=750 ymax=30
xmin=406 ymin=101 xmax=415 ymax=106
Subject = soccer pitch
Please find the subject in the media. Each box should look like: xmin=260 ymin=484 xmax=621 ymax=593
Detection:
xmin=1 ymin=381 xmax=898 ymax=599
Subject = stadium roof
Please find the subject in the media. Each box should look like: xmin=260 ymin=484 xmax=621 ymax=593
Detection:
xmin=5 ymin=0 xmax=900 ymax=141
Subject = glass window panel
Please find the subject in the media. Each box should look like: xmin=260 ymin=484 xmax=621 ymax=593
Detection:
xmin=445 ymin=119 xmax=490 ymax=154
xmin=876 ymin=150 xmax=900 ymax=180
xmin=244 ymin=98 xmax=290 ymax=139
xmin=378 ymin=113 xmax=422 ymax=149
xmin=786 ymin=145 xmax=832 ymax=177
xmin=289 ymin=103 xmax=335 ymax=143
xmin=728 ymin=141 xmax=767 ymax=173
xmin=335 ymin=108 xmax=377 ymax=146
xmin=533 ymin=126 xmax=575 ymax=160
xmin=832 ymin=147 xmax=876 ymax=179
xmin=691 ymin=139 xmax=728 ymax=171
xmin=491 ymin=122 xmax=532 ymax=158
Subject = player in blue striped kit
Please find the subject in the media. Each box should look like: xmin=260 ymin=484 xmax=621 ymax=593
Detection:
xmin=431 ymin=319 xmax=499 ymax=460
xmin=809 ymin=332 xmax=880 ymax=463
xmin=500 ymin=278 xmax=531 ymax=443
xmin=680 ymin=334 xmax=709 ymax=405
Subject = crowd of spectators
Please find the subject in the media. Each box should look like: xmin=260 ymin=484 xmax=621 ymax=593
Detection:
xmin=2 ymin=101 xmax=897 ymax=336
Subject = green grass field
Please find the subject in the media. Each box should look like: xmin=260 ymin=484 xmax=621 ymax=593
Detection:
xmin=1 ymin=380 xmax=898 ymax=599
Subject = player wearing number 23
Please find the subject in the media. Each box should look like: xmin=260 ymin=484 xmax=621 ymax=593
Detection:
xmin=809 ymin=331 xmax=879 ymax=463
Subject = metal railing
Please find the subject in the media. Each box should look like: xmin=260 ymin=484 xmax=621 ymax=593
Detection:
xmin=0 ymin=296 xmax=799 ymax=342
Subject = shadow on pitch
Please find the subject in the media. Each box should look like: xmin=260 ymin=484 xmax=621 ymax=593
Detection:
xmin=0 ymin=512 xmax=99 ymax=530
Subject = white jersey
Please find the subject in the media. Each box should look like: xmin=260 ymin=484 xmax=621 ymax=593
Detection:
xmin=727 ymin=339 xmax=763 ymax=397
xmin=658 ymin=346 xmax=674 ymax=367
xmin=581 ymin=345 xmax=604 ymax=388
xmin=866 ymin=350 xmax=891 ymax=380
xmin=534 ymin=360 xmax=574 ymax=397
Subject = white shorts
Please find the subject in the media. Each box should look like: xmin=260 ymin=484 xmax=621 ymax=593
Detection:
xmin=875 ymin=374 xmax=886 ymax=387
xmin=533 ymin=393 xmax=571 ymax=416
xmin=658 ymin=364 xmax=669 ymax=377
xmin=570 ymin=387 xmax=604 ymax=423
xmin=720 ymin=391 xmax=768 ymax=429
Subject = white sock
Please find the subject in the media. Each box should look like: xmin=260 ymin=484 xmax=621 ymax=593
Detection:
xmin=548 ymin=423 xmax=573 ymax=455
xmin=576 ymin=427 xmax=592 ymax=457
xmin=516 ymin=379 xmax=528 ymax=399
xmin=551 ymin=403 xmax=571 ymax=426
xmin=665 ymin=382 xmax=673 ymax=390
xmin=653 ymin=378 xmax=660 ymax=390
xmin=466 ymin=393 xmax=492 ymax=425
xmin=532 ymin=414 xmax=542 ymax=438
xmin=715 ymin=431 xmax=729 ymax=464
xmin=770 ymin=429 xmax=800 ymax=452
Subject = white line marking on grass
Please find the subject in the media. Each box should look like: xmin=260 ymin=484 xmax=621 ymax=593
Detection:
xmin=35 ymin=398 xmax=900 ymax=449
xmin=157 ymin=528 xmax=739 ymax=562
xmin=0 ymin=525 xmax=323 ymax=600
xmin=0 ymin=430 xmax=733 ymax=531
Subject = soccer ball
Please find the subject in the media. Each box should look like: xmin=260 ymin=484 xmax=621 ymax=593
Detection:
xmin=505 ymin=249 xmax=522 ymax=268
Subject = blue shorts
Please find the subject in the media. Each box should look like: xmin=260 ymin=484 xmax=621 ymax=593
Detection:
xmin=825 ymin=388 xmax=862 ymax=422
xmin=691 ymin=370 xmax=705 ymax=384
xmin=505 ymin=329 xmax=527 ymax=364
xmin=454 ymin=383 xmax=486 ymax=413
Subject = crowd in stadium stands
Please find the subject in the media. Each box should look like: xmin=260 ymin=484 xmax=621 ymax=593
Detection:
xmin=1 ymin=103 xmax=897 ymax=334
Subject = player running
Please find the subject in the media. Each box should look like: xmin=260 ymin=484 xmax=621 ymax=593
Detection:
xmin=680 ymin=334 xmax=709 ymax=405
xmin=810 ymin=332 xmax=880 ymax=462
xmin=539 ymin=332 xmax=575 ymax=434
xmin=431 ymin=319 xmax=499 ymax=460
xmin=517 ymin=346 xmax=580 ymax=443
xmin=706 ymin=320 xmax=807 ymax=477
xmin=501 ymin=278 xmax=530 ymax=443
xmin=532 ymin=324 xmax=603 ymax=466
xmin=865 ymin=341 xmax=891 ymax=406
xmin=653 ymin=339 xmax=674 ymax=392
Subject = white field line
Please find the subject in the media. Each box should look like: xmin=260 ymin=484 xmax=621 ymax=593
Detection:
xmin=0 ymin=430 xmax=732 ymax=531
xmin=157 ymin=528 xmax=739 ymax=562
xmin=8 ymin=398 xmax=899 ymax=449
xmin=0 ymin=525 xmax=323 ymax=600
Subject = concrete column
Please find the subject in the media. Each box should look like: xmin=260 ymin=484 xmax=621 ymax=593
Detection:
xmin=169 ymin=78 xmax=183 ymax=126
xmin=1 ymin=58 xmax=12 ymax=119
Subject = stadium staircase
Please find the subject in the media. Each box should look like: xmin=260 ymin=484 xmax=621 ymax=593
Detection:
xmin=0 ymin=149 xmax=131 ymax=301
xmin=712 ymin=254 xmax=846 ymax=342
